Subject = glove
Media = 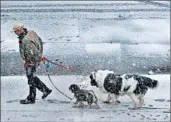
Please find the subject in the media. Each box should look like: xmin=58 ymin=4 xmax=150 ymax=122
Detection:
xmin=24 ymin=61 xmax=34 ymax=68
xmin=24 ymin=61 xmax=30 ymax=68
xmin=41 ymin=56 xmax=46 ymax=62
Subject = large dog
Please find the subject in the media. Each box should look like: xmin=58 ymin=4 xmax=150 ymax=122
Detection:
xmin=90 ymin=70 xmax=158 ymax=108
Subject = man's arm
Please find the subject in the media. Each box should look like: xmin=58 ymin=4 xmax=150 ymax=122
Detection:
xmin=24 ymin=39 xmax=42 ymax=61
xmin=38 ymin=37 xmax=43 ymax=54
xmin=19 ymin=47 xmax=26 ymax=61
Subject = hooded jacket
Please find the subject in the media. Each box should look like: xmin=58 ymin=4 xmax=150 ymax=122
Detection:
xmin=19 ymin=28 xmax=43 ymax=62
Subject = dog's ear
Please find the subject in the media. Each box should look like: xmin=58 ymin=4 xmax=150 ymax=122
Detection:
xmin=73 ymin=84 xmax=80 ymax=91
xmin=69 ymin=85 xmax=72 ymax=91
xmin=116 ymin=73 xmax=121 ymax=76
xmin=90 ymin=79 xmax=98 ymax=87
xmin=90 ymin=74 xmax=93 ymax=79
xmin=116 ymin=77 xmax=122 ymax=83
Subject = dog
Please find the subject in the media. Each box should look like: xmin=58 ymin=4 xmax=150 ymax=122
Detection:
xmin=90 ymin=70 xmax=158 ymax=108
xmin=79 ymin=74 xmax=120 ymax=104
xmin=69 ymin=84 xmax=100 ymax=109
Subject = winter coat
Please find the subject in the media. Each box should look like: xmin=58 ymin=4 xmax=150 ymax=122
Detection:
xmin=19 ymin=29 xmax=43 ymax=62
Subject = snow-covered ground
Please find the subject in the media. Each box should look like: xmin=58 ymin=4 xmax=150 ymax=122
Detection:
xmin=1 ymin=74 xmax=170 ymax=121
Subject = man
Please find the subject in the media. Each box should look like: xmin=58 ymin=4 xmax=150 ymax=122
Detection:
xmin=12 ymin=24 xmax=52 ymax=104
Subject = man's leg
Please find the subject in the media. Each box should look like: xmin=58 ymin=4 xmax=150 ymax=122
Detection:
xmin=32 ymin=76 xmax=52 ymax=99
xmin=28 ymin=65 xmax=52 ymax=99
xmin=27 ymin=85 xmax=36 ymax=100
xmin=20 ymin=66 xmax=36 ymax=104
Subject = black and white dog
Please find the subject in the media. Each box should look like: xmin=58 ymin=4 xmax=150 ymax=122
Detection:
xmin=90 ymin=70 xmax=158 ymax=108
xmin=69 ymin=84 xmax=100 ymax=109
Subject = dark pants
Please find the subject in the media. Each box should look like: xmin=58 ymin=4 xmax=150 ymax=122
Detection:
xmin=26 ymin=64 xmax=49 ymax=100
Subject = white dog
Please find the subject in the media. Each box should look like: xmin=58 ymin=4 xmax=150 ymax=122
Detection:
xmin=89 ymin=70 xmax=158 ymax=108
xmin=79 ymin=70 xmax=120 ymax=103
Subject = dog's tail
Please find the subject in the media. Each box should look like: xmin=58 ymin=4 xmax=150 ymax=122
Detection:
xmin=136 ymin=76 xmax=158 ymax=88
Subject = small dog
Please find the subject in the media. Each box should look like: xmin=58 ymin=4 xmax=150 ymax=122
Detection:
xmin=90 ymin=70 xmax=158 ymax=108
xmin=69 ymin=84 xmax=100 ymax=109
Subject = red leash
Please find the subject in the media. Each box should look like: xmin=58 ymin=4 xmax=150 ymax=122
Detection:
xmin=41 ymin=57 xmax=78 ymax=72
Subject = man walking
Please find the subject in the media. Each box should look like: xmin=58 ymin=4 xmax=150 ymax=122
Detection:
xmin=12 ymin=24 xmax=52 ymax=104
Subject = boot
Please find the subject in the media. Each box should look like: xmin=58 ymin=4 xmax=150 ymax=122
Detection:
xmin=42 ymin=89 xmax=52 ymax=99
xmin=20 ymin=86 xmax=36 ymax=104
xmin=20 ymin=98 xmax=35 ymax=104
xmin=32 ymin=76 xmax=52 ymax=99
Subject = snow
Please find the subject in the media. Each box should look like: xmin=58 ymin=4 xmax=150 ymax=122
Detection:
xmin=0 ymin=1 xmax=149 ymax=6
xmin=124 ymin=44 xmax=170 ymax=57
xmin=1 ymin=1 xmax=170 ymax=52
xmin=132 ymin=63 xmax=136 ymax=67
xmin=85 ymin=43 xmax=121 ymax=54
xmin=148 ymin=70 xmax=154 ymax=75
xmin=1 ymin=74 xmax=170 ymax=121
xmin=3 ymin=19 xmax=169 ymax=53
xmin=1 ymin=1 xmax=170 ymax=121
xmin=1 ymin=0 xmax=169 ymax=74
xmin=80 ymin=19 xmax=170 ymax=44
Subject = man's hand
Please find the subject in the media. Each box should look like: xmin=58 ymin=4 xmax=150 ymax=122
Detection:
xmin=41 ymin=56 xmax=46 ymax=62
xmin=24 ymin=61 xmax=29 ymax=68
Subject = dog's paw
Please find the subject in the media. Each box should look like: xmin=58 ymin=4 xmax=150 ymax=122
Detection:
xmin=73 ymin=102 xmax=78 ymax=105
xmin=139 ymin=102 xmax=145 ymax=108
xmin=72 ymin=105 xmax=78 ymax=108
xmin=131 ymin=104 xmax=142 ymax=110
xmin=87 ymin=105 xmax=92 ymax=109
xmin=87 ymin=105 xmax=100 ymax=109
xmin=110 ymin=100 xmax=121 ymax=105
xmin=103 ymin=101 xmax=110 ymax=104
xmin=95 ymin=105 xmax=100 ymax=109
xmin=128 ymin=106 xmax=142 ymax=110
xmin=78 ymin=105 xmax=85 ymax=108
xmin=116 ymin=100 xmax=121 ymax=103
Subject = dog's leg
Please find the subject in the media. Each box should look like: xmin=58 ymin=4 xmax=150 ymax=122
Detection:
xmin=103 ymin=93 xmax=111 ymax=104
xmin=115 ymin=95 xmax=121 ymax=104
xmin=72 ymin=100 xmax=79 ymax=107
xmin=128 ymin=93 xmax=140 ymax=108
xmin=87 ymin=101 xmax=100 ymax=109
xmin=74 ymin=100 xmax=79 ymax=105
xmin=111 ymin=94 xmax=120 ymax=104
xmin=95 ymin=104 xmax=100 ymax=109
xmin=78 ymin=101 xmax=84 ymax=108
xmin=90 ymin=96 xmax=100 ymax=109
xmin=92 ymin=93 xmax=100 ymax=109
xmin=138 ymin=94 xmax=144 ymax=107
xmin=87 ymin=103 xmax=92 ymax=109
xmin=94 ymin=101 xmax=100 ymax=109
xmin=87 ymin=97 xmax=93 ymax=109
